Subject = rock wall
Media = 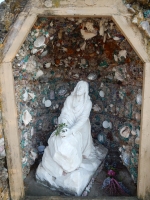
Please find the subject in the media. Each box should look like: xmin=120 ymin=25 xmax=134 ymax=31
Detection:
xmin=12 ymin=17 xmax=143 ymax=183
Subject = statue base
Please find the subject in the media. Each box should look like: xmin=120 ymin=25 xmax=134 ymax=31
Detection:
xmin=36 ymin=144 xmax=108 ymax=196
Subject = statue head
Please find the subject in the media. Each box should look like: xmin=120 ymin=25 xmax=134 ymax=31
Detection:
xmin=72 ymin=81 xmax=89 ymax=97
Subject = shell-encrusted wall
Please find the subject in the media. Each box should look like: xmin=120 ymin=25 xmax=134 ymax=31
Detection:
xmin=12 ymin=17 xmax=143 ymax=183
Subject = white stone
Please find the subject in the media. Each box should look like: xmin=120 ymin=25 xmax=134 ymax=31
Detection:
xmin=102 ymin=121 xmax=109 ymax=129
xmin=45 ymin=100 xmax=52 ymax=107
xmin=99 ymin=90 xmax=105 ymax=97
xmin=136 ymin=94 xmax=142 ymax=105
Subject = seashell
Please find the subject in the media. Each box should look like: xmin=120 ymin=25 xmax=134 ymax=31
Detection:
xmin=135 ymin=137 xmax=140 ymax=145
xmin=28 ymin=92 xmax=35 ymax=99
xmin=23 ymin=90 xmax=28 ymax=101
xmin=44 ymin=0 xmax=52 ymax=7
xmin=85 ymin=0 xmax=97 ymax=6
xmin=22 ymin=156 xmax=28 ymax=164
xmin=31 ymin=48 xmax=39 ymax=54
xmin=99 ymin=90 xmax=105 ymax=97
xmin=45 ymin=63 xmax=51 ymax=68
xmin=122 ymin=151 xmax=130 ymax=166
xmin=114 ymin=54 xmax=118 ymax=62
xmin=135 ymin=112 xmax=140 ymax=121
xmin=93 ymin=104 xmax=101 ymax=112
xmin=31 ymin=127 xmax=34 ymax=137
xmin=58 ymin=88 xmax=67 ymax=96
xmin=102 ymin=121 xmax=109 ymax=129
xmin=42 ymin=97 xmax=45 ymax=104
xmin=80 ymin=29 xmax=97 ymax=40
xmin=136 ymin=129 xmax=140 ymax=137
xmin=35 ymin=70 xmax=44 ymax=79
xmin=34 ymin=36 xmax=45 ymax=48
xmin=30 ymin=150 xmax=38 ymax=161
xmin=131 ymin=130 xmax=136 ymax=136
xmin=22 ymin=110 xmax=32 ymax=126
xmin=45 ymin=100 xmax=52 ymax=107
xmin=98 ymin=134 xmax=104 ymax=143
xmin=85 ymin=22 xmax=95 ymax=32
xmin=120 ymin=126 xmax=130 ymax=138
xmin=80 ymin=41 xmax=86 ymax=50
xmin=118 ymin=50 xmax=127 ymax=60
xmin=72 ymin=73 xmax=79 ymax=79
xmin=113 ymin=36 xmax=120 ymax=40
xmin=41 ymin=50 xmax=48 ymax=57
xmin=136 ymin=94 xmax=142 ymax=105
xmin=87 ymin=73 xmax=97 ymax=80
xmin=132 ymin=11 xmax=143 ymax=25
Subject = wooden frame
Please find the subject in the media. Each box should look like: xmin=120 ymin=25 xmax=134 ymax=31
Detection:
xmin=0 ymin=2 xmax=150 ymax=200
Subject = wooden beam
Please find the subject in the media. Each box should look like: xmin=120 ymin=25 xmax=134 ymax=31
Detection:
xmin=0 ymin=62 xmax=24 ymax=200
xmin=31 ymin=7 xmax=118 ymax=16
xmin=112 ymin=15 xmax=149 ymax=63
xmin=2 ymin=13 xmax=37 ymax=63
xmin=138 ymin=63 xmax=150 ymax=200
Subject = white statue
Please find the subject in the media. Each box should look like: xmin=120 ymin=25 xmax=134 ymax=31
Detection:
xmin=36 ymin=81 xmax=107 ymax=196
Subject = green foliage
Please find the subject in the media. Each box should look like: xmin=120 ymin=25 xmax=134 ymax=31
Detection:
xmin=55 ymin=123 xmax=67 ymax=136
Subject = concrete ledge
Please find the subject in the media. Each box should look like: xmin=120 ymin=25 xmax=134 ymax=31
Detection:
xmin=25 ymin=196 xmax=139 ymax=200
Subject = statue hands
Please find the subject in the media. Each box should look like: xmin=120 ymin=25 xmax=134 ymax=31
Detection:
xmin=59 ymin=127 xmax=71 ymax=137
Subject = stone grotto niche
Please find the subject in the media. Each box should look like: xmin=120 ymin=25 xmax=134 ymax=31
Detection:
xmin=12 ymin=17 xmax=143 ymax=194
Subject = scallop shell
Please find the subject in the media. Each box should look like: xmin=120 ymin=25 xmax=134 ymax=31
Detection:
xmin=120 ymin=126 xmax=130 ymax=138
xmin=34 ymin=36 xmax=45 ymax=48
xmin=87 ymin=73 xmax=97 ymax=80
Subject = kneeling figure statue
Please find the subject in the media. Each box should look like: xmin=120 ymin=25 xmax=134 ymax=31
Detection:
xmin=36 ymin=81 xmax=107 ymax=195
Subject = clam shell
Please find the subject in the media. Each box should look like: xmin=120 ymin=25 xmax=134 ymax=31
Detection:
xmin=87 ymin=73 xmax=97 ymax=80
xmin=120 ymin=126 xmax=130 ymax=138
xmin=34 ymin=36 xmax=45 ymax=48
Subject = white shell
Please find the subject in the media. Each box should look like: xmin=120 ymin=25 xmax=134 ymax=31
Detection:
xmin=28 ymin=92 xmax=35 ymax=99
xmin=34 ymin=36 xmax=45 ymax=48
xmin=103 ymin=121 xmax=109 ymax=129
xmin=118 ymin=50 xmax=127 ymax=60
xmin=87 ymin=73 xmax=97 ymax=80
xmin=135 ymin=137 xmax=140 ymax=145
xmin=80 ymin=41 xmax=86 ymax=50
xmin=136 ymin=129 xmax=140 ymax=137
xmin=93 ymin=104 xmax=101 ymax=112
xmin=108 ymin=122 xmax=112 ymax=129
xmin=35 ymin=70 xmax=44 ymax=79
xmin=45 ymin=63 xmax=51 ymax=68
xmin=30 ymin=150 xmax=38 ymax=161
xmin=23 ymin=90 xmax=28 ymax=101
xmin=114 ymin=54 xmax=118 ymax=62
xmin=45 ymin=100 xmax=52 ymax=107
xmin=136 ymin=94 xmax=142 ymax=105
xmin=44 ymin=0 xmax=52 ymax=7
xmin=80 ymin=29 xmax=97 ymax=40
xmin=120 ymin=126 xmax=130 ymax=138
xmin=113 ymin=36 xmax=120 ymax=40
xmin=42 ymin=97 xmax=45 ymax=104
xmin=97 ymin=134 xmax=104 ymax=142
xmin=99 ymin=90 xmax=105 ymax=97
xmin=22 ymin=110 xmax=32 ymax=126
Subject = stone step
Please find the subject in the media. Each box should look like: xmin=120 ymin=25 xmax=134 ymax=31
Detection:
xmin=25 ymin=196 xmax=139 ymax=200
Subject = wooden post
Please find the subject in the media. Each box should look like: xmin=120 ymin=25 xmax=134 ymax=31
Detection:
xmin=0 ymin=62 xmax=24 ymax=200
xmin=138 ymin=63 xmax=150 ymax=200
